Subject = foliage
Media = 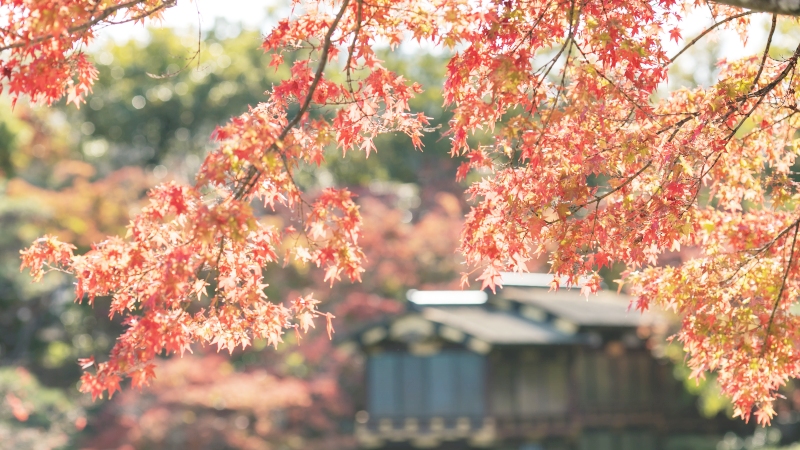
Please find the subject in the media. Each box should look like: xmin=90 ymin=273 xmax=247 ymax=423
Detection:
xmin=0 ymin=99 xmax=152 ymax=448
xmin=9 ymin=0 xmax=800 ymax=426
xmin=2 ymin=21 xmax=466 ymax=447
xmin=80 ymin=354 xmax=322 ymax=450
xmin=663 ymin=341 xmax=732 ymax=418
xmin=0 ymin=367 xmax=87 ymax=449
xmin=69 ymin=26 xmax=289 ymax=171
xmin=74 ymin=190 xmax=466 ymax=449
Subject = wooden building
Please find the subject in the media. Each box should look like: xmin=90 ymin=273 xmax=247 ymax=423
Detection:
xmin=349 ymin=274 xmax=752 ymax=450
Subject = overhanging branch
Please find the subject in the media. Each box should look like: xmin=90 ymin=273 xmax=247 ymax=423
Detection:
xmin=712 ymin=0 xmax=800 ymax=16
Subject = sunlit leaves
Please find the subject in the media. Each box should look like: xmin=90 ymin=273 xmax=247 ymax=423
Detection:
xmin=13 ymin=0 xmax=800 ymax=424
xmin=448 ymin=0 xmax=800 ymax=424
xmin=1 ymin=0 xmax=174 ymax=105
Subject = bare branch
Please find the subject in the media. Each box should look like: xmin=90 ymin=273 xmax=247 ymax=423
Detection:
xmin=666 ymin=11 xmax=753 ymax=65
xmin=764 ymin=219 xmax=800 ymax=350
xmin=751 ymin=13 xmax=778 ymax=90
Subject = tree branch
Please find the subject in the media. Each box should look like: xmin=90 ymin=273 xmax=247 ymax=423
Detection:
xmin=234 ymin=0 xmax=353 ymax=200
xmin=345 ymin=0 xmax=363 ymax=94
xmin=0 ymin=0 xmax=173 ymax=52
xmin=712 ymin=0 xmax=800 ymax=16
xmin=666 ymin=11 xmax=753 ymax=65
xmin=751 ymin=13 xmax=777 ymax=90
xmin=764 ymin=219 xmax=800 ymax=351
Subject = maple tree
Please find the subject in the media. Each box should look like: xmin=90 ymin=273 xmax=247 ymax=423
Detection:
xmin=9 ymin=0 xmax=800 ymax=426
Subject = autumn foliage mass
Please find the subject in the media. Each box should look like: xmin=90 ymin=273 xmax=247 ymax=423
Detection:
xmin=6 ymin=0 xmax=800 ymax=425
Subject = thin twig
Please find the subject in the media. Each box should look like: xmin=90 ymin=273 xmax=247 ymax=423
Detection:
xmin=764 ymin=220 xmax=800 ymax=352
xmin=666 ymin=11 xmax=753 ymax=66
xmin=589 ymin=161 xmax=653 ymax=205
xmin=530 ymin=0 xmax=577 ymax=143
xmin=345 ymin=0 xmax=363 ymax=94
xmin=751 ymin=13 xmax=777 ymax=91
xmin=146 ymin=4 xmax=203 ymax=79
xmin=724 ymin=43 xmax=800 ymax=142
xmin=0 ymin=0 xmax=173 ymax=51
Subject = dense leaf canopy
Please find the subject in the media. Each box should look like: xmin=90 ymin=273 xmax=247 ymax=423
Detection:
xmin=6 ymin=0 xmax=800 ymax=425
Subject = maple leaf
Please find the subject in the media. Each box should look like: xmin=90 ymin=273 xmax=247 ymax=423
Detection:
xmin=78 ymin=357 xmax=95 ymax=370
xmin=270 ymin=53 xmax=284 ymax=70
xmin=324 ymin=265 xmax=342 ymax=286
xmin=669 ymin=27 xmax=681 ymax=44
xmin=5 ymin=393 xmax=29 ymax=422
xmin=476 ymin=266 xmax=502 ymax=293
xmin=295 ymin=246 xmax=314 ymax=262
xmin=754 ymin=404 xmax=775 ymax=426
xmin=298 ymin=311 xmax=316 ymax=333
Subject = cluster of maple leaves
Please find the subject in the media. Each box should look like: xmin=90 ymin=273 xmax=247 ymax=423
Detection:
xmin=8 ymin=0 xmax=800 ymax=425
xmin=73 ymin=192 xmax=465 ymax=449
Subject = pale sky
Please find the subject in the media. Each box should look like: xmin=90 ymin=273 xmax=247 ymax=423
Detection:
xmin=93 ymin=0 xmax=776 ymax=84
xmin=93 ymin=0 xmax=283 ymax=44
xmin=96 ymin=1 xmax=773 ymax=52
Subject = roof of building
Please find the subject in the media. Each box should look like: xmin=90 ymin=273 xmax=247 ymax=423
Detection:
xmin=420 ymin=306 xmax=579 ymax=345
xmin=497 ymin=286 xmax=663 ymax=327
xmin=349 ymin=274 xmax=666 ymax=350
xmin=498 ymin=272 xmax=591 ymax=288
xmin=407 ymin=289 xmax=488 ymax=305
